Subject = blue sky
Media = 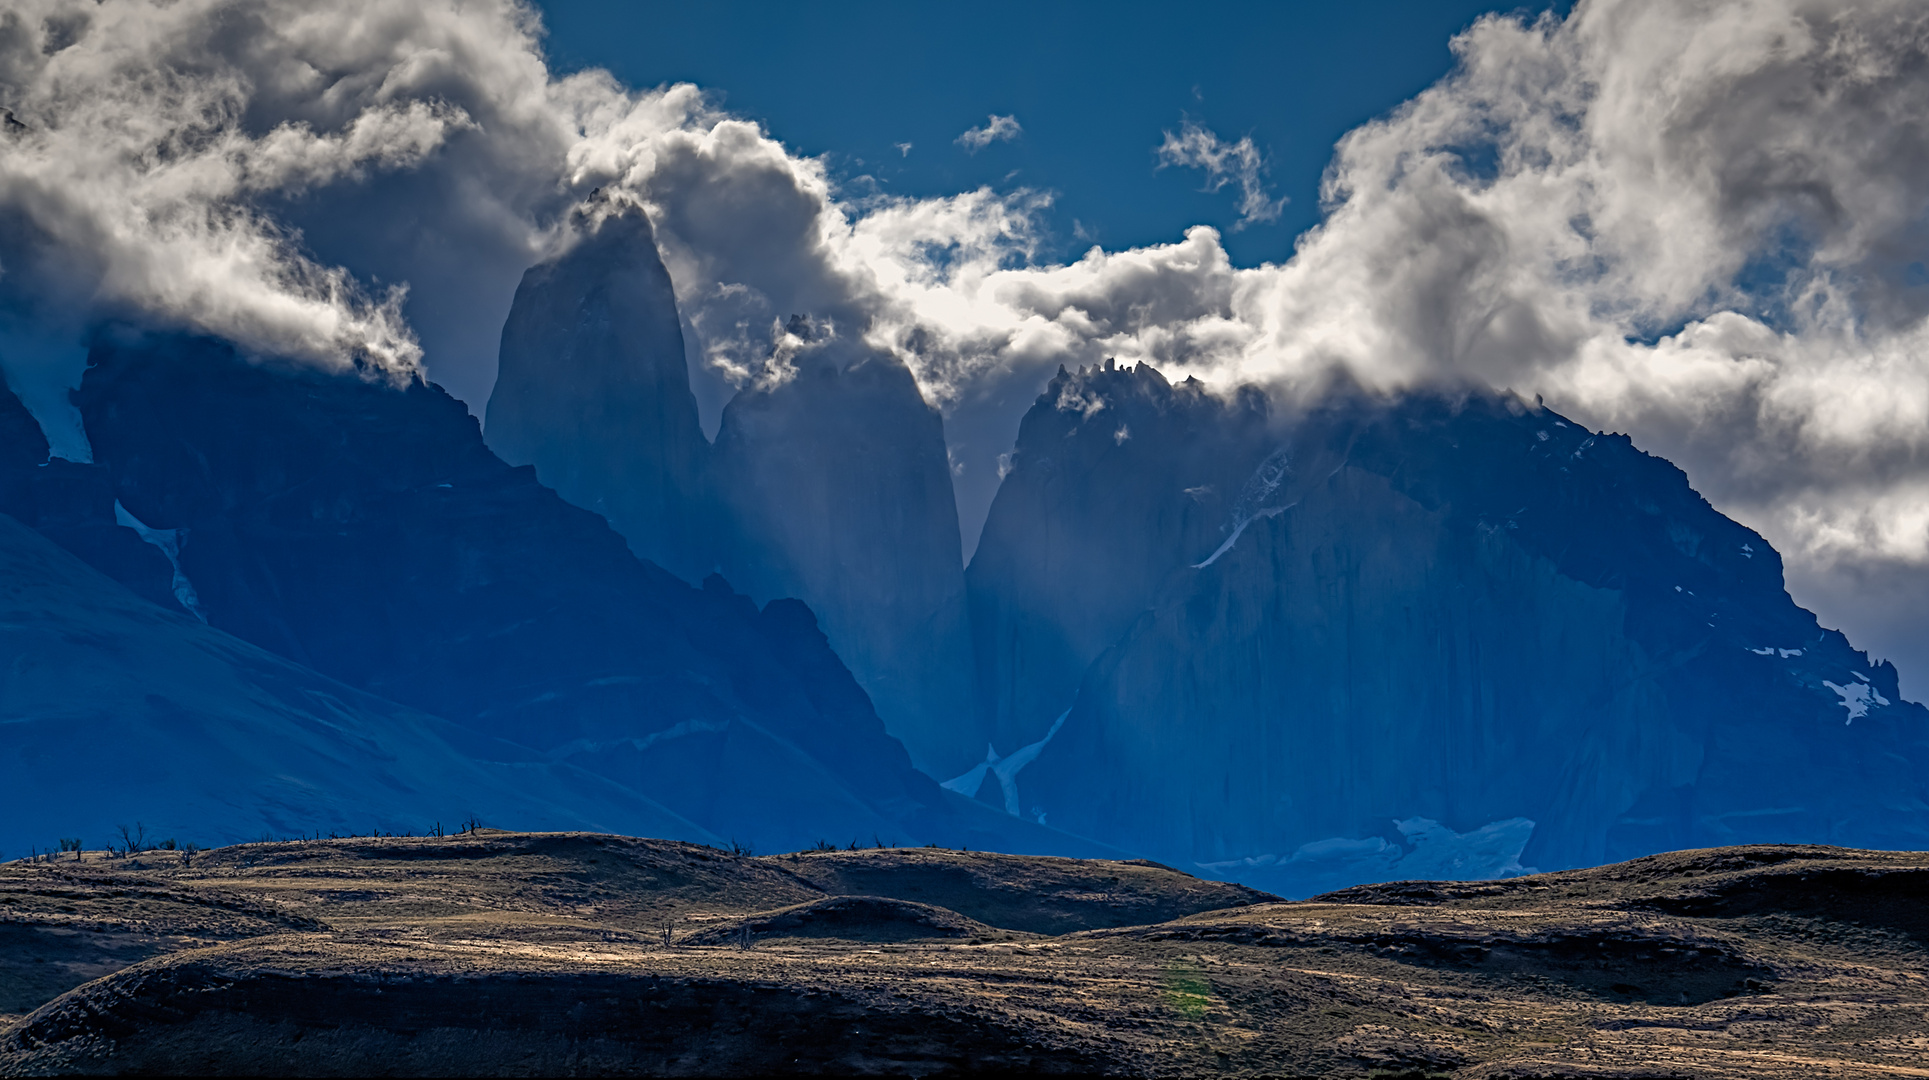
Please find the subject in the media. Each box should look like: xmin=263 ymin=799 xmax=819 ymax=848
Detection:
xmin=535 ymin=0 xmax=1568 ymax=267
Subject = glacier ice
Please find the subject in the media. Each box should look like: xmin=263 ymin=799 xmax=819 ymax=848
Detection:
xmin=940 ymin=758 xmax=992 ymax=798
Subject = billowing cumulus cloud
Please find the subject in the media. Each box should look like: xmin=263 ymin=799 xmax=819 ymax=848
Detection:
xmin=0 ymin=0 xmax=599 ymax=440
xmin=1155 ymin=119 xmax=1285 ymax=229
xmin=0 ymin=1 xmax=477 ymax=376
xmin=4 ymin=0 xmax=1929 ymax=690
xmin=847 ymin=0 xmax=1929 ymax=691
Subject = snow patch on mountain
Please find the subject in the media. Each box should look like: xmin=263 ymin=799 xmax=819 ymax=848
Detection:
xmin=1195 ymin=447 xmax=1294 ymax=569
xmin=1194 ymin=506 xmax=1290 ymax=569
xmin=1823 ymin=678 xmax=1890 ymax=723
xmin=113 ymin=500 xmax=205 ymax=621
xmin=942 ymin=708 xmax=1070 ymax=821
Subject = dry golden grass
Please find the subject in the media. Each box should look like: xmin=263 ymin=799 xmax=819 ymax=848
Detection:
xmin=2 ymin=834 xmax=1927 ymax=1077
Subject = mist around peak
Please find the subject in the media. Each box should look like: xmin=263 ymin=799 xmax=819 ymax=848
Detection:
xmin=5 ymin=0 xmax=1929 ymax=684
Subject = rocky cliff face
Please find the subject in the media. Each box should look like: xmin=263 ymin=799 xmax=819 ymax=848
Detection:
xmin=485 ymin=210 xmax=984 ymax=778
xmin=965 ymin=360 xmax=1274 ymax=755
xmin=973 ymin=363 xmax=1929 ymax=895
xmin=69 ymin=331 xmax=1075 ymax=856
xmin=712 ymin=343 xmax=983 ymax=776
xmin=0 ymin=376 xmax=43 ymax=500
xmin=484 ymin=202 xmax=711 ymax=581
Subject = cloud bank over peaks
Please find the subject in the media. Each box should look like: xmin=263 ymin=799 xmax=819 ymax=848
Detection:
xmin=0 ymin=0 xmax=460 ymax=378
xmin=825 ymin=0 xmax=1929 ymax=685
xmin=3 ymin=0 xmax=1929 ymax=687
xmin=0 ymin=0 xmax=739 ymax=399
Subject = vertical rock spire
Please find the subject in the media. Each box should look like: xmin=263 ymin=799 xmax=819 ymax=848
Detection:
xmin=711 ymin=341 xmax=985 ymax=776
xmin=485 ymin=198 xmax=712 ymax=581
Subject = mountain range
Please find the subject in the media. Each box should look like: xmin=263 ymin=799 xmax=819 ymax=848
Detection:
xmin=3 ymin=200 xmax=1925 ymax=895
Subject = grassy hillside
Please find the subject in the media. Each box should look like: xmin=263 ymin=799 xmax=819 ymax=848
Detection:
xmin=3 ymin=833 xmax=1927 ymax=1076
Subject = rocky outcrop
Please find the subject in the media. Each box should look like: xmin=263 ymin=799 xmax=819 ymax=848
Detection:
xmin=69 ymin=330 xmax=1071 ymax=856
xmin=0 ymin=376 xmax=180 ymax=612
xmin=0 ymin=373 xmax=45 ymax=506
xmin=712 ymin=341 xmax=983 ymax=777
xmin=484 ymin=200 xmax=711 ymax=581
xmin=974 ymin=363 xmax=1929 ymax=895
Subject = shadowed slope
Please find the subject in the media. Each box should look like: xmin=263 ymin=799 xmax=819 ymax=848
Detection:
xmin=0 ymin=514 xmax=716 ymax=859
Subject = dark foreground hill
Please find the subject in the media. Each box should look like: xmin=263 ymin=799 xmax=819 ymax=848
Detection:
xmin=4 ymin=833 xmax=1928 ymax=1077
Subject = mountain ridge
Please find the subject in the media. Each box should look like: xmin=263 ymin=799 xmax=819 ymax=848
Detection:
xmin=974 ymin=362 xmax=1929 ymax=894
xmin=2 ymin=331 xmax=1110 ymax=859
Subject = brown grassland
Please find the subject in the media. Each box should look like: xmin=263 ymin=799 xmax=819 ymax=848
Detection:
xmin=2 ymin=832 xmax=1927 ymax=1077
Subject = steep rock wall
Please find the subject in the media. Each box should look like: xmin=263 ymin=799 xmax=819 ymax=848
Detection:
xmin=487 ymin=209 xmax=984 ymax=778
xmin=712 ymin=346 xmax=981 ymax=776
xmin=978 ymin=364 xmax=1929 ymax=894
xmin=964 ymin=361 xmax=1273 ymax=754
xmin=484 ymin=202 xmax=712 ymax=581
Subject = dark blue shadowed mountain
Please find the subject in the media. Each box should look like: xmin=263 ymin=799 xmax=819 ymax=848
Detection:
xmin=967 ymin=361 xmax=1929 ymax=896
xmin=0 ymin=374 xmax=180 ymax=612
xmin=50 ymin=333 xmax=1106 ymax=857
xmin=485 ymin=199 xmax=714 ymax=584
xmin=0 ymin=373 xmax=727 ymax=851
xmin=484 ymin=206 xmax=985 ymax=778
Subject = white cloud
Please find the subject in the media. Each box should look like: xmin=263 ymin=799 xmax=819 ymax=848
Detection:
xmin=1155 ymin=119 xmax=1286 ymax=229
xmin=0 ymin=0 xmax=505 ymax=377
xmin=826 ymin=0 xmax=1929 ymax=686
xmin=0 ymin=0 xmax=740 ymax=397
xmin=5 ymin=0 xmax=1929 ymax=690
xmin=955 ymin=114 xmax=1022 ymax=154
